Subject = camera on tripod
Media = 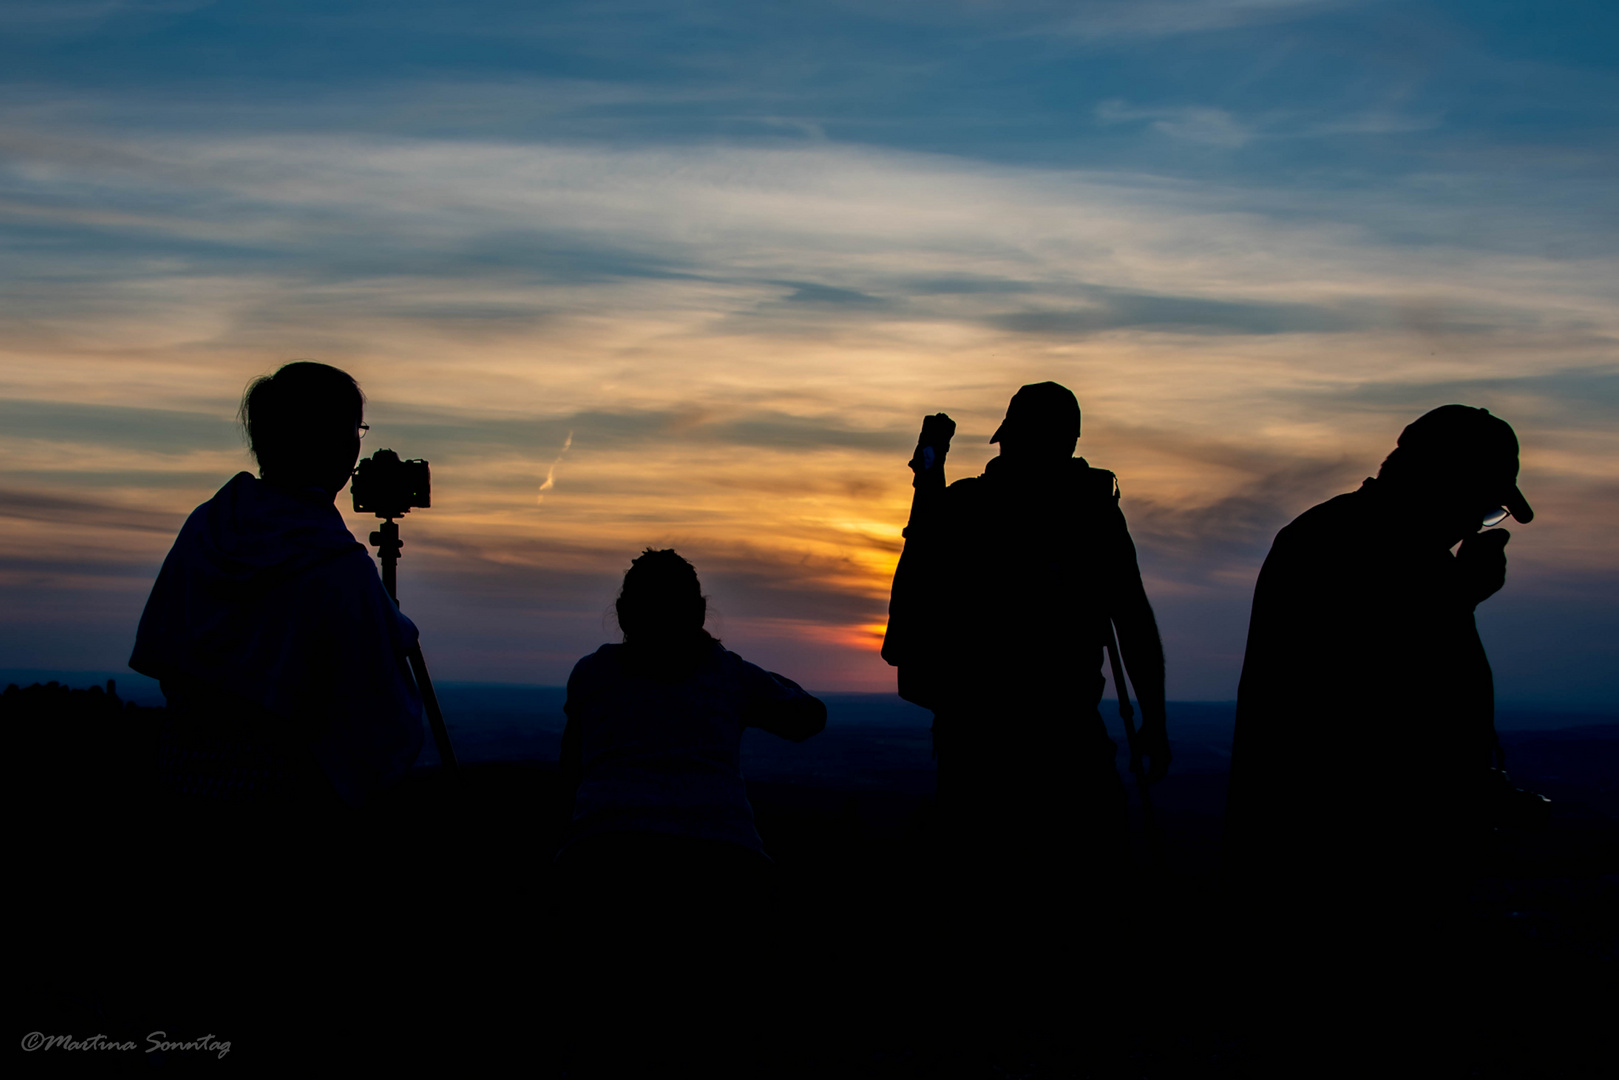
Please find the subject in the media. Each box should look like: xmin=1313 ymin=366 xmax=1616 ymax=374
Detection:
xmin=352 ymin=448 xmax=431 ymax=519
xmin=348 ymin=446 xmax=458 ymax=773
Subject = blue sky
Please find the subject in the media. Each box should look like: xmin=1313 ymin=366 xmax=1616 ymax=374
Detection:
xmin=2 ymin=0 xmax=1615 ymax=702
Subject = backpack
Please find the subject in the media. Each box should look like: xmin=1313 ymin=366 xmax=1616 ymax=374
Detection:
xmin=882 ymin=457 xmax=1120 ymax=711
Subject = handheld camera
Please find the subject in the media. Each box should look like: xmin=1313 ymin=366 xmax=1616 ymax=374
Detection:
xmin=909 ymin=412 xmax=956 ymax=476
xmin=352 ymin=448 xmax=431 ymax=519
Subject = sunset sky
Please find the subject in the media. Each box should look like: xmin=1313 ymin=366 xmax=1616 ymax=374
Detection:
xmin=2 ymin=1 xmax=1614 ymax=704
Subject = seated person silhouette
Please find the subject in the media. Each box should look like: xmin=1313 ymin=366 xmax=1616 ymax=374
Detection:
xmin=556 ymin=549 xmax=825 ymax=1069
xmin=130 ymin=361 xmax=423 ymax=809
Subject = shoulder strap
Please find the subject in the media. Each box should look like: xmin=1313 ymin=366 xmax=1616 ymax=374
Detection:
xmin=1072 ymin=457 xmax=1120 ymax=505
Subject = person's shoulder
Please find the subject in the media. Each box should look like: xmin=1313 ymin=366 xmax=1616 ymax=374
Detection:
xmin=201 ymin=471 xmax=279 ymax=513
xmin=713 ymin=645 xmax=781 ymax=689
xmin=1270 ymin=487 xmax=1364 ymax=556
xmin=205 ymin=472 xmax=364 ymax=559
xmin=1072 ymin=457 xmax=1120 ymax=502
xmin=943 ymin=471 xmax=990 ymax=511
xmin=178 ymin=471 xmax=254 ymax=526
xmin=205 ymin=471 xmax=257 ymax=501
xmin=566 ymin=644 xmax=622 ymax=689
xmin=1284 ymin=488 xmax=1362 ymax=533
xmin=712 ymin=642 xmax=755 ymax=674
xmin=574 ymin=643 xmax=622 ymax=670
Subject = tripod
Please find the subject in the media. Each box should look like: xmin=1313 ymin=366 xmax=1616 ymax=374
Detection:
xmin=371 ymin=517 xmax=459 ymax=775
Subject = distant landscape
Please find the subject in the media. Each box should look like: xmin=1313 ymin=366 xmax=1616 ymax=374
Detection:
xmin=7 ymin=669 xmax=1613 ymax=826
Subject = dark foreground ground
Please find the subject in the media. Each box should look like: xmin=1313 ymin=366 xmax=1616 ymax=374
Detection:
xmin=12 ymin=681 xmax=1617 ymax=1076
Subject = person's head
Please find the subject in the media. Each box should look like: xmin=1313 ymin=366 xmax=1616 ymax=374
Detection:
xmin=992 ymin=382 xmax=1082 ymax=464
xmin=239 ymin=362 xmax=366 ymax=496
xmin=615 ymin=549 xmax=708 ymax=644
xmin=1376 ymin=404 xmax=1533 ymax=542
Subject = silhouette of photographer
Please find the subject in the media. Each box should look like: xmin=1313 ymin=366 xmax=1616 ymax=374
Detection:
xmin=556 ymin=549 xmax=825 ymax=1072
xmin=885 ymin=383 xmax=1169 ymax=868
xmin=882 ymin=383 xmax=1169 ymax=1057
xmin=126 ymin=361 xmax=426 ymax=1048
xmin=131 ymin=361 xmax=423 ymax=809
xmin=1226 ymin=404 xmax=1541 ymax=899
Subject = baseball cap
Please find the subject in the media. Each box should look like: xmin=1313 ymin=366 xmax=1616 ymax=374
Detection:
xmin=990 ymin=382 xmax=1082 ymax=443
xmin=1396 ymin=404 xmax=1533 ymax=523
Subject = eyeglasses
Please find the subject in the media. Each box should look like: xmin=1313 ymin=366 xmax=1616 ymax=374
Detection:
xmin=357 ymin=423 xmax=370 ymax=440
xmin=1482 ymin=507 xmax=1510 ymax=527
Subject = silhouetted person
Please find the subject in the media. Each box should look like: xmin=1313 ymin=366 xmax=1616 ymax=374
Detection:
xmin=131 ymin=361 xmax=422 ymax=807
xmin=126 ymin=361 xmax=423 ymax=1053
xmin=882 ymin=382 xmax=1170 ymax=1057
xmin=556 ymin=548 xmax=825 ymax=1072
xmin=886 ymin=383 xmax=1168 ymax=864
xmin=1222 ymin=405 xmax=1540 ymax=1067
xmin=1226 ymin=405 xmax=1534 ymax=892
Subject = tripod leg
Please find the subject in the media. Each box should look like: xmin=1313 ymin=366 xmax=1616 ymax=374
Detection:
xmin=1105 ymin=623 xmax=1162 ymax=864
xmin=408 ymin=645 xmax=458 ymax=774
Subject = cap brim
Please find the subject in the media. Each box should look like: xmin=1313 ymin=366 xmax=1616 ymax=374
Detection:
xmin=1506 ymin=485 xmax=1533 ymax=524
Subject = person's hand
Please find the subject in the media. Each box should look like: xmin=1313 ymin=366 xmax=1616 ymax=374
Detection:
xmin=1456 ymin=527 xmax=1510 ymax=605
xmin=1137 ymin=720 xmax=1171 ymax=784
xmin=909 ymin=413 xmax=956 ymax=475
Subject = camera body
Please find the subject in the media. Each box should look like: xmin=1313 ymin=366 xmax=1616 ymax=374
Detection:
xmin=352 ymin=448 xmax=431 ymax=518
xmin=908 ymin=412 xmax=956 ymax=477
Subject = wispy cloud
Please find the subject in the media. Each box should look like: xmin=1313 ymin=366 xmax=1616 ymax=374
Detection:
xmin=536 ymin=430 xmax=573 ymax=504
xmin=1096 ymin=98 xmax=1445 ymax=148
xmin=1097 ymin=101 xmax=1255 ymax=147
